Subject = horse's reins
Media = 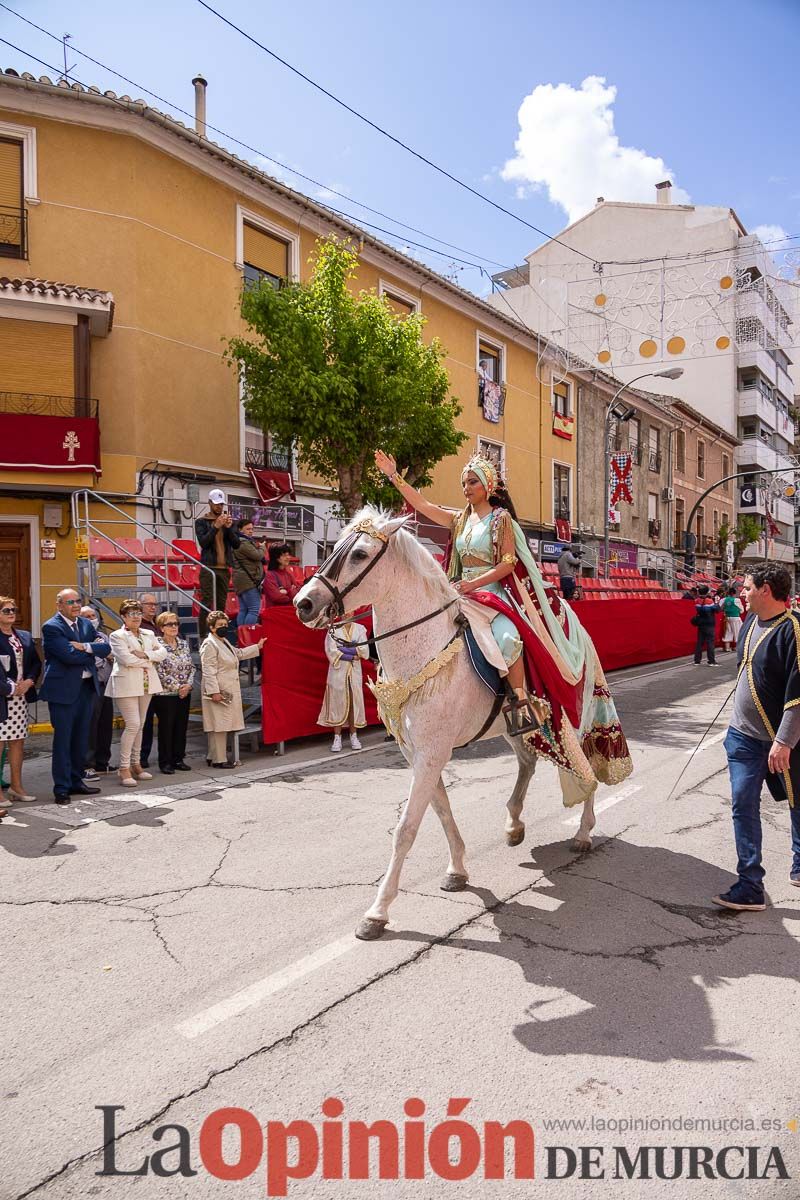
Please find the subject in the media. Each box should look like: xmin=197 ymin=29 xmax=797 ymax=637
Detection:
xmin=312 ymin=517 xmax=460 ymax=649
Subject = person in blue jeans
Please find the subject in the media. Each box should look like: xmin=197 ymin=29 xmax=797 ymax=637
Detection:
xmin=232 ymin=519 xmax=266 ymax=630
xmin=714 ymin=562 xmax=800 ymax=911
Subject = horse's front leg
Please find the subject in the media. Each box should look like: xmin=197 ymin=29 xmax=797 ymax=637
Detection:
xmin=505 ymin=740 xmax=536 ymax=847
xmin=356 ymin=757 xmax=443 ymax=940
xmin=429 ymin=776 xmax=468 ymax=891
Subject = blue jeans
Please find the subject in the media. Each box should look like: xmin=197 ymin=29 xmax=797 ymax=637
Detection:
xmin=237 ymin=587 xmax=262 ymax=627
xmin=724 ymin=727 xmax=800 ymax=895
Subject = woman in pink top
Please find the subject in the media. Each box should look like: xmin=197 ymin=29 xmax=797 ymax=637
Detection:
xmin=263 ymin=542 xmax=301 ymax=608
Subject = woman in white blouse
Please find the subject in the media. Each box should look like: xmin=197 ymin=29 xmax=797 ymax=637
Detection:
xmin=107 ymin=599 xmax=167 ymax=786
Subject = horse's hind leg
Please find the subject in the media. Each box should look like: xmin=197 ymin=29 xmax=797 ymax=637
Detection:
xmin=505 ymin=738 xmax=536 ymax=847
xmin=429 ymin=776 xmax=468 ymax=891
xmin=356 ymin=755 xmax=443 ymax=940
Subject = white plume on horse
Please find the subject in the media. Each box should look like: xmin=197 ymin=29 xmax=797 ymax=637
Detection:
xmin=295 ymin=506 xmax=604 ymax=941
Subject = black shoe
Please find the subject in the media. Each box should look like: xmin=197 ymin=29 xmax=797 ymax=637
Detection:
xmin=140 ymin=760 xmax=150 ymax=769
xmin=173 ymin=762 xmax=191 ymax=772
xmin=69 ymin=785 xmax=101 ymax=796
xmin=211 ymin=762 xmax=235 ymax=769
xmin=54 ymin=794 xmax=71 ymax=806
xmin=160 ymin=766 xmax=175 ymax=775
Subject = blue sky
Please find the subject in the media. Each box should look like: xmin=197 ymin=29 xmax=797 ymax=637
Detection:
xmin=1 ymin=0 xmax=798 ymax=294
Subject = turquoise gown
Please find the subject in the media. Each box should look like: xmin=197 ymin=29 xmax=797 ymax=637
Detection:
xmin=455 ymin=512 xmax=522 ymax=667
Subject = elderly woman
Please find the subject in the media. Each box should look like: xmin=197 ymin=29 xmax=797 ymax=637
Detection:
xmin=152 ymin=612 xmax=195 ymax=775
xmin=200 ymin=610 xmax=264 ymax=768
xmin=0 ymin=596 xmax=40 ymax=803
xmin=107 ymin=599 xmax=167 ymax=786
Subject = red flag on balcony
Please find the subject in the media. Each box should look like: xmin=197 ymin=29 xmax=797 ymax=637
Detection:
xmin=0 ymin=413 xmax=101 ymax=473
xmin=248 ymin=467 xmax=296 ymax=504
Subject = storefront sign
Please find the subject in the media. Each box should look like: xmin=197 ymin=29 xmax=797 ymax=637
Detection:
xmin=601 ymin=541 xmax=639 ymax=569
xmin=541 ymin=541 xmax=567 ymax=561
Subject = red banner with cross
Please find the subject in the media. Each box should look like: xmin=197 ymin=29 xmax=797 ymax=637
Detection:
xmin=0 ymin=414 xmax=101 ymax=472
xmin=609 ymin=452 xmax=633 ymax=506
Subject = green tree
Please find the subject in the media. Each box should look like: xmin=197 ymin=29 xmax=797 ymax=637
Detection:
xmin=732 ymin=515 xmax=763 ymax=571
xmin=225 ymin=236 xmax=467 ymax=516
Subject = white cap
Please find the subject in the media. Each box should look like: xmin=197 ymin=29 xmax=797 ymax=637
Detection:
xmin=208 ymin=488 xmax=226 ymax=505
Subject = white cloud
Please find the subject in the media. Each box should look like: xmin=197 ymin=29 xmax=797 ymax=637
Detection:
xmin=752 ymin=223 xmax=790 ymax=249
xmin=501 ymin=75 xmax=689 ymax=225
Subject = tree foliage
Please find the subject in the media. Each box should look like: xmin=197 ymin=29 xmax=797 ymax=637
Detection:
xmin=732 ymin=515 xmax=763 ymax=571
xmin=225 ymin=236 xmax=467 ymax=515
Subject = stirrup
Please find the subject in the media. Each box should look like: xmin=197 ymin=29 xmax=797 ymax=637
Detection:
xmin=502 ymin=687 xmax=545 ymax=737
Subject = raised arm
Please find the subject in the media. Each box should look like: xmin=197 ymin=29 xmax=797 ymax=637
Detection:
xmin=374 ymin=450 xmax=454 ymax=529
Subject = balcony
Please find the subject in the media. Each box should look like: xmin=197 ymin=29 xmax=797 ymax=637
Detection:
xmin=648 ymin=450 xmax=662 ymax=473
xmin=737 ymin=386 xmax=777 ymax=426
xmin=478 ymin=376 xmax=506 ymax=420
xmin=737 ymin=345 xmax=777 ymax=385
xmin=0 ymin=205 xmax=26 ymax=259
xmin=245 ymin=447 xmax=292 ymax=471
xmin=776 ymin=361 xmax=794 ymax=403
xmin=0 ymin=391 xmax=100 ymax=473
xmin=736 ymin=437 xmax=795 ymax=474
xmin=629 ymin=443 xmax=642 ymax=466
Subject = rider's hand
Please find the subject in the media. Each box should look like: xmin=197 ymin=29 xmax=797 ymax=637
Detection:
xmin=769 ymin=740 xmax=791 ymax=774
xmin=455 ymin=580 xmax=479 ymax=596
xmin=374 ymin=449 xmax=396 ymax=478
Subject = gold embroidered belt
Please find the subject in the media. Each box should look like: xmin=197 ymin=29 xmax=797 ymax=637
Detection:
xmin=368 ymin=635 xmax=463 ymax=745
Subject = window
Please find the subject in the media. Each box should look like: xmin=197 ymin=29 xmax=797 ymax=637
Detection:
xmin=628 ymin=417 xmax=641 ymax=465
xmin=713 ymin=509 xmax=719 ymax=541
xmin=697 ymin=438 xmax=705 ymax=479
xmin=696 ymin=506 xmax=705 ymax=546
xmin=553 ymin=463 xmax=571 ymax=522
xmin=648 ymin=492 xmax=658 ymax=522
xmin=477 ymin=437 xmax=505 ymax=480
xmin=379 ymin=280 xmax=419 ymax=318
xmin=648 ymin=426 xmax=661 ymax=472
xmin=552 ymin=378 xmax=571 ymax=417
xmin=242 ymin=222 xmax=290 ymax=289
xmin=0 ymin=136 xmax=24 ymax=258
xmin=674 ymin=497 xmax=685 ymax=549
xmin=675 ymin=429 xmax=686 ymax=474
xmin=478 ymin=342 xmax=501 ymax=383
xmin=722 ymin=452 xmax=730 ymax=493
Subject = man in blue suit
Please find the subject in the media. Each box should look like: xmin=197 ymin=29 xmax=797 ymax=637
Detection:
xmin=41 ymin=589 xmax=111 ymax=804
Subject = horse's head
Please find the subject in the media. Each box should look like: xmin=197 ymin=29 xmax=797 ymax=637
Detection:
xmin=294 ymin=508 xmax=410 ymax=628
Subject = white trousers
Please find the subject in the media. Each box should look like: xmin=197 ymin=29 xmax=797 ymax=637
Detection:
xmin=116 ymin=695 xmax=152 ymax=769
xmin=207 ymin=730 xmax=229 ymax=763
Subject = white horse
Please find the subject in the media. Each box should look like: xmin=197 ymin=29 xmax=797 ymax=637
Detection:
xmin=295 ymin=508 xmax=600 ymax=940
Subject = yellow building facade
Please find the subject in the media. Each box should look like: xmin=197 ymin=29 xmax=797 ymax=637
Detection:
xmin=0 ymin=70 xmax=577 ymax=632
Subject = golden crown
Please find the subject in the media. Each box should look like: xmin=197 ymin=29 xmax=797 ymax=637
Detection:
xmin=462 ymin=454 xmax=499 ymax=495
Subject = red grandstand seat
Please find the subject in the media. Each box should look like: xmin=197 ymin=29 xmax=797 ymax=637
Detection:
xmin=172 ymin=538 xmax=200 ymax=562
xmin=151 ymin=564 xmax=182 ymax=588
xmin=225 ymin=591 xmax=239 ymax=618
xmin=89 ymin=536 xmax=122 ymax=561
xmin=180 ymin=564 xmax=200 ymax=589
xmin=143 ymin=538 xmax=180 ymax=562
xmin=117 ymin=537 xmax=145 ymax=561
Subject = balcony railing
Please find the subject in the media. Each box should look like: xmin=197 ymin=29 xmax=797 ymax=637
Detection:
xmin=648 ymin=450 xmax=662 ymax=472
xmin=629 ymin=443 xmax=642 ymax=466
xmin=0 ymin=391 xmax=99 ymax=417
xmin=0 ymin=205 xmax=26 ymax=259
xmin=245 ymin=447 xmax=291 ymax=471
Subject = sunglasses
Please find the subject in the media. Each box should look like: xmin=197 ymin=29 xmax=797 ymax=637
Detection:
xmin=0 ymin=607 xmax=16 ymax=615
xmin=63 ymin=599 xmax=81 ymax=605
xmin=162 ymin=621 xmax=179 ymax=627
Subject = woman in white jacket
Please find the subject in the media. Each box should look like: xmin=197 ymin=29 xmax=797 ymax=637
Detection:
xmin=200 ymin=611 xmax=264 ymax=768
xmin=107 ymin=599 xmax=167 ymax=786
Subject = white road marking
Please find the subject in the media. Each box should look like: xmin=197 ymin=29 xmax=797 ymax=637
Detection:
xmin=176 ymin=934 xmax=360 ymax=1039
xmin=685 ymin=730 xmax=726 ymax=755
xmin=563 ymin=783 xmax=642 ymax=826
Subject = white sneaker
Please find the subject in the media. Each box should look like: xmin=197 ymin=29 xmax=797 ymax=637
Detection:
xmin=331 ymin=734 xmax=342 ymax=753
xmin=349 ymin=734 xmax=362 ymax=750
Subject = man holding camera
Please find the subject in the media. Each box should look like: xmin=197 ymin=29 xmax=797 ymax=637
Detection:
xmin=195 ymin=489 xmax=241 ymax=639
xmin=557 ymin=543 xmax=583 ymax=601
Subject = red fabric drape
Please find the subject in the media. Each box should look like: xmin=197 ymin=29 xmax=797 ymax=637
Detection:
xmin=247 ymin=467 xmax=296 ymax=504
xmin=571 ymin=598 xmax=723 ymax=672
xmin=0 ymin=414 xmax=100 ymax=472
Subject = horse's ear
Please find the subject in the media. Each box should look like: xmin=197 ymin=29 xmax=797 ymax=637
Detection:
xmin=382 ymin=513 xmax=412 ymax=537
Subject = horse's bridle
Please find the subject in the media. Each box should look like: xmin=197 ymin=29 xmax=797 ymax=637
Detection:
xmin=308 ymin=517 xmax=459 ymax=646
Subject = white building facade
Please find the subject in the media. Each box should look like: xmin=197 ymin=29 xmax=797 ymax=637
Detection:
xmin=488 ymin=185 xmax=797 ymax=566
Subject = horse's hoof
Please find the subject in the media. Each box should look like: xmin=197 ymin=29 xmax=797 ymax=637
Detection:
xmin=440 ymin=873 xmax=469 ymax=892
xmin=572 ymin=836 xmax=592 ymax=853
xmin=505 ymin=826 xmax=525 ymax=847
xmin=355 ymin=918 xmax=388 ymax=941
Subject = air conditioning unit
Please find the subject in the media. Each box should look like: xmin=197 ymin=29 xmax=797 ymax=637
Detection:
xmin=163 ymin=482 xmax=188 ymax=513
xmin=661 ymin=487 xmax=675 ymax=502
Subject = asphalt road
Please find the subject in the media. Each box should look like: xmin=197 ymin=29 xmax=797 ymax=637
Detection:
xmin=3 ymin=654 xmax=800 ymax=1199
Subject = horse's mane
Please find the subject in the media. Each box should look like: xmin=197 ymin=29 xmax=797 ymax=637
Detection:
xmin=342 ymin=506 xmax=456 ymax=605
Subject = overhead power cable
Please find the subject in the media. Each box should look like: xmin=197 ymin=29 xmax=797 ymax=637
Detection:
xmin=0 ymin=7 xmax=505 ymax=269
xmin=194 ymin=0 xmax=598 ymax=264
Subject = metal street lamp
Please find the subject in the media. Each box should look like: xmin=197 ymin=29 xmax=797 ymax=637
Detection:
xmin=603 ymin=367 xmax=684 ymax=577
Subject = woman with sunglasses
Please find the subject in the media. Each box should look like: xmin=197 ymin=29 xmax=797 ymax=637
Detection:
xmin=107 ymin=600 xmax=167 ymax=787
xmin=200 ymin=611 xmax=264 ymax=768
xmin=0 ymin=596 xmax=40 ymax=804
xmin=151 ymin=612 xmax=195 ymax=775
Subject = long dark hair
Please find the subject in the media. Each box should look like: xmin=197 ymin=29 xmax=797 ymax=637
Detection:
xmin=490 ymin=481 xmax=519 ymax=523
xmin=267 ymin=542 xmax=292 ymax=570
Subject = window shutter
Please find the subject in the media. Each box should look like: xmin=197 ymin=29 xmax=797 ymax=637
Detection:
xmin=384 ymin=292 xmax=414 ymax=318
xmin=243 ymin=224 xmax=289 ymax=278
xmin=0 ymin=319 xmax=73 ymax=393
xmin=0 ymin=139 xmax=23 ymax=250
